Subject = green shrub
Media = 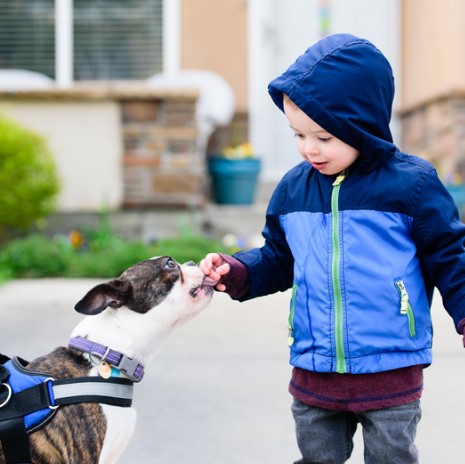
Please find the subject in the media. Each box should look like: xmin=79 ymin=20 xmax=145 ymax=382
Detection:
xmin=152 ymin=234 xmax=228 ymax=264
xmin=0 ymin=225 xmax=235 ymax=279
xmin=65 ymin=240 xmax=157 ymax=278
xmin=0 ymin=234 xmax=71 ymax=278
xmin=0 ymin=116 xmax=60 ymax=242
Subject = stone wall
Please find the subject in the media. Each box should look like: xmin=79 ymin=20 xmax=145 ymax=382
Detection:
xmin=400 ymin=90 xmax=465 ymax=184
xmin=120 ymin=94 xmax=203 ymax=207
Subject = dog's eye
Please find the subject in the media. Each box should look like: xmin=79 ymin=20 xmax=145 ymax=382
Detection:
xmin=165 ymin=259 xmax=177 ymax=270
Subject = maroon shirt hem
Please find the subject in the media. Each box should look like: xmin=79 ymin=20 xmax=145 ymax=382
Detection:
xmin=289 ymin=365 xmax=424 ymax=412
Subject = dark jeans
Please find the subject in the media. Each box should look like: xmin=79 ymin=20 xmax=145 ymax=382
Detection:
xmin=292 ymin=398 xmax=421 ymax=464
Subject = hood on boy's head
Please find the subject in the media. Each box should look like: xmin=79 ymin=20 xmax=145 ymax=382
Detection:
xmin=268 ymin=33 xmax=397 ymax=171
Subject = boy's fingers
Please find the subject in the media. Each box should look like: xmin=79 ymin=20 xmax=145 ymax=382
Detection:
xmin=200 ymin=253 xmax=221 ymax=272
xmin=216 ymin=262 xmax=230 ymax=275
xmin=215 ymin=283 xmax=227 ymax=292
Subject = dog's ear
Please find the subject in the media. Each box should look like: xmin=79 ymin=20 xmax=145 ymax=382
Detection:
xmin=74 ymin=281 xmax=131 ymax=315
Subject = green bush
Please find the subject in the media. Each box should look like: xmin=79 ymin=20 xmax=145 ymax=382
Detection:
xmin=0 ymin=116 xmax=60 ymax=242
xmin=151 ymin=234 xmax=228 ymax=264
xmin=0 ymin=224 xmax=234 ymax=279
xmin=0 ymin=234 xmax=71 ymax=278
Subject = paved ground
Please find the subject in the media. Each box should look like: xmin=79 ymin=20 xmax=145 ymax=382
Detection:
xmin=0 ymin=278 xmax=464 ymax=463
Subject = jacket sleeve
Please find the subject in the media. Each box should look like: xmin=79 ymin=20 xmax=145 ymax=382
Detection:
xmin=231 ymin=182 xmax=294 ymax=301
xmin=413 ymin=169 xmax=465 ymax=331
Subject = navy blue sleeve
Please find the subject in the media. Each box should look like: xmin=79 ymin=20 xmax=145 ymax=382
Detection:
xmin=413 ymin=169 xmax=465 ymax=330
xmin=232 ymin=182 xmax=294 ymax=300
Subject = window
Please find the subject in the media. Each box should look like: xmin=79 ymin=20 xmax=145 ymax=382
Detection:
xmin=0 ymin=1 xmax=55 ymax=78
xmin=0 ymin=0 xmax=163 ymax=81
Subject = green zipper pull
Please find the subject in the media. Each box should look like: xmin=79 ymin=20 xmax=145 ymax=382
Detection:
xmin=287 ymin=328 xmax=294 ymax=347
xmin=333 ymin=171 xmax=346 ymax=186
xmin=395 ymin=280 xmax=416 ymax=337
xmin=288 ymin=283 xmax=297 ymax=346
xmin=396 ymin=280 xmax=409 ymax=314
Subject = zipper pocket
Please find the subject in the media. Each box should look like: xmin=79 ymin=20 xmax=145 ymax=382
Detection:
xmin=288 ymin=283 xmax=297 ymax=346
xmin=394 ymin=279 xmax=416 ymax=337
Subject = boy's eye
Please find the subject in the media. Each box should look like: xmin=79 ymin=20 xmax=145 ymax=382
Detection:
xmin=318 ymin=137 xmax=331 ymax=142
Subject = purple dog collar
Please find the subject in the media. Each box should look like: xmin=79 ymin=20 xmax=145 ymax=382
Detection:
xmin=68 ymin=336 xmax=145 ymax=382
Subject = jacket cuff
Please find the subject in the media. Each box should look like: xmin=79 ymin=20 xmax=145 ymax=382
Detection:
xmin=458 ymin=318 xmax=465 ymax=348
xmin=458 ymin=318 xmax=465 ymax=333
xmin=217 ymin=253 xmax=251 ymax=300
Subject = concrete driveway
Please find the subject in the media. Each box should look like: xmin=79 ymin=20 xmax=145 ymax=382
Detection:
xmin=0 ymin=279 xmax=463 ymax=463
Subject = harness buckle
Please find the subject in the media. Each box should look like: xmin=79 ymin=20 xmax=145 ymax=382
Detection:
xmin=43 ymin=377 xmax=59 ymax=410
xmin=117 ymin=356 xmax=142 ymax=381
xmin=0 ymin=383 xmax=12 ymax=409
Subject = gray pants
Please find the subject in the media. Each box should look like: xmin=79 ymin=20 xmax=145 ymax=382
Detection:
xmin=292 ymin=398 xmax=421 ymax=464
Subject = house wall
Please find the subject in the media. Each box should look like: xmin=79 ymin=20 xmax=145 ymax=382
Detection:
xmin=401 ymin=0 xmax=465 ymax=109
xmin=0 ymin=99 xmax=123 ymax=211
xmin=180 ymin=0 xmax=248 ymax=111
xmin=399 ymin=0 xmax=465 ymax=191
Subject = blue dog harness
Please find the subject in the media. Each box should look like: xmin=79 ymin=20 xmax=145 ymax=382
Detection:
xmin=0 ymin=350 xmax=135 ymax=464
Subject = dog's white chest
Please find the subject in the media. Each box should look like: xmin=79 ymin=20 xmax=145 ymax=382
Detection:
xmin=99 ymin=405 xmax=137 ymax=464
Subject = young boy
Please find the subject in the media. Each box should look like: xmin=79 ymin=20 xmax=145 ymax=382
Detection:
xmin=200 ymin=33 xmax=465 ymax=463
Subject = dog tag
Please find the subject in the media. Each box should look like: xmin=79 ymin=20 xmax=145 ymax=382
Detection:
xmin=98 ymin=361 xmax=112 ymax=379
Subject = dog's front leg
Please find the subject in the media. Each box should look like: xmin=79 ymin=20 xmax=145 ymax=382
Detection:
xmin=99 ymin=406 xmax=137 ymax=464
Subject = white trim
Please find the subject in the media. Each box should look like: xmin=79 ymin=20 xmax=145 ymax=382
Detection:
xmin=163 ymin=0 xmax=180 ymax=75
xmin=55 ymin=0 xmax=73 ymax=88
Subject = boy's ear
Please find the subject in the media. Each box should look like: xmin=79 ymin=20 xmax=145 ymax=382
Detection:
xmin=74 ymin=281 xmax=130 ymax=315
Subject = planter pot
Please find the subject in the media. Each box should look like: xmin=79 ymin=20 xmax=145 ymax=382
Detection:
xmin=447 ymin=184 xmax=465 ymax=218
xmin=207 ymin=156 xmax=261 ymax=205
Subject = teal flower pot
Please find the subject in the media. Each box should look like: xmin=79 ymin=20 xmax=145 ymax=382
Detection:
xmin=208 ymin=156 xmax=261 ymax=205
xmin=447 ymin=184 xmax=465 ymax=219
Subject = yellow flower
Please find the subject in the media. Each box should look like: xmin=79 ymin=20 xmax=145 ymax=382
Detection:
xmin=221 ymin=143 xmax=254 ymax=159
xmin=69 ymin=230 xmax=85 ymax=249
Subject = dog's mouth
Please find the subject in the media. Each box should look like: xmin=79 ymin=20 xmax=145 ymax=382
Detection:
xmin=190 ymin=276 xmax=217 ymax=298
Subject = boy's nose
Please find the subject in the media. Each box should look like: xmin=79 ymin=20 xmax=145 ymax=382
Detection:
xmin=303 ymin=141 xmax=319 ymax=157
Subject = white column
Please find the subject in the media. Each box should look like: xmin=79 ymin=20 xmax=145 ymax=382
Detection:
xmin=55 ymin=0 xmax=73 ymax=88
xmin=163 ymin=0 xmax=180 ymax=75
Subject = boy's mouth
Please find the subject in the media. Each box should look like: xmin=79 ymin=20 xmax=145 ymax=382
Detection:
xmin=311 ymin=161 xmax=327 ymax=170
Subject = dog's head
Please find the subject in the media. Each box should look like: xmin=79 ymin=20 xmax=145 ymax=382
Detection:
xmin=75 ymin=256 xmax=214 ymax=318
xmin=72 ymin=257 xmax=214 ymax=362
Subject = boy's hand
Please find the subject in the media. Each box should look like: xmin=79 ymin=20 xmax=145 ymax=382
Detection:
xmin=199 ymin=253 xmax=231 ymax=292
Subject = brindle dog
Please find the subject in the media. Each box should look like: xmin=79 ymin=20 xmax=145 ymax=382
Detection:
xmin=0 ymin=257 xmax=214 ymax=464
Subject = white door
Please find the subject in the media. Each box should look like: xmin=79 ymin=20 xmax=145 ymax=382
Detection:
xmin=248 ymin=0 xmax=401 ymax=184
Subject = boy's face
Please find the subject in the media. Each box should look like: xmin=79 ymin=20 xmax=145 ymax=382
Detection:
xmin=283 ymin=97 xmax=360 ymax=175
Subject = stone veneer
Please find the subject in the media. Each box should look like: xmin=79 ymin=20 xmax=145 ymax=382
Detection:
xmin=120 ymin=91 xmax=203 ymax=207
xmin=400 ymin=90 xmax=465 ymax=183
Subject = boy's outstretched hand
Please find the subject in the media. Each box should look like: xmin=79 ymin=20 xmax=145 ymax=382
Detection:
xmin=199 ymin=253 xmax=231 ymax=292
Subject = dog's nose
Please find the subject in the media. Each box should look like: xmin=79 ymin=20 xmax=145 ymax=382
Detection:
xmin=184 ymin=261 xmax=196 ymax=266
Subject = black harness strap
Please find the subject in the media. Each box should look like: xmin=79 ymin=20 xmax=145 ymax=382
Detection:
xmin=53 ymin=377 xmax=133 ymax=407
xmin=0 ymin=418 xmax=31 ymax=464
xmin=0 ymin=382 xmax=51 ymax=423
xmin=0 ymin=356 xmax=32 ymax=462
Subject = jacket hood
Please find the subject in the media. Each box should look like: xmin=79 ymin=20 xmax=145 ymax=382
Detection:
xmin=268 ymin=33 xmax=397 ymax=171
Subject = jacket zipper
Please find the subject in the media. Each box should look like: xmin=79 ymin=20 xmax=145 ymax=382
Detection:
xmin=288 ymin=283 xmax=297 ymax=346
xmin=395 ymin=280 xmax=416 ymax=337
xmin=332 ymin=172 xmax=346 ymax=373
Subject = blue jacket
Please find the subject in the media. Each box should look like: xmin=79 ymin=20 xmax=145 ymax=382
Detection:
xmin=233 ymin=34 xmax=465 ymax=374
